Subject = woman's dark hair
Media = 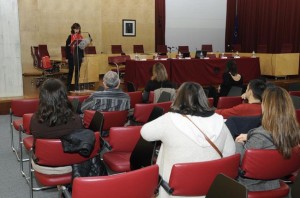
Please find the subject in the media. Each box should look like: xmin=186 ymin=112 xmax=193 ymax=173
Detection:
xmin=225 ymin=60 xmax=238 ymax=76
xmin=36 ymin=78 xmax=74 ymax=127
xmin=71 ymin=23 xmax=81 ymax=34
xmin=170 ymin=82 xmax=215 ymax=116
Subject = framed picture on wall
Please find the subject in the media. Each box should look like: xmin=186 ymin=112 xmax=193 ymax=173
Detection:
xmin=122 ymin=19 xmax=136 ymax=36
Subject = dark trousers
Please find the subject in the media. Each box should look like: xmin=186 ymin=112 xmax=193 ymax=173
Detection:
xmin=67 ymin=49 xmax=82 ymax=91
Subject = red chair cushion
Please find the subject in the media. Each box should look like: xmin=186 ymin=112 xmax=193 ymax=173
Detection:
xmin=103 ymin=152 xmax=131 ymax=172
xmin=13 ymin=119 xmax=23 ymax=131
xmin=23 ymin=136 xmax=33 ymax=151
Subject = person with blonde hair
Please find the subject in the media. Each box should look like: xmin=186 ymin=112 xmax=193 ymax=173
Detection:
xmin=142 ymin=62 xmax=176 ymax=102
xmin=235 ymin=86 xmax=300 ymax=191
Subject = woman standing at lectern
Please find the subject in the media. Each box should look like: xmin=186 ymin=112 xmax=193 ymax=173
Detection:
xmin=65 ymin=23 xmax=84 ymax=91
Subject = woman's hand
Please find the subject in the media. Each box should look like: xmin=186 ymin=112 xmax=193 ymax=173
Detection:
xmin=235 ymin=133 xmax=247 ymax=143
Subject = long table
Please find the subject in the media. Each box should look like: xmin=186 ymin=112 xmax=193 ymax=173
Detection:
xmin=125 ymin=57 xmax=261 ymax=88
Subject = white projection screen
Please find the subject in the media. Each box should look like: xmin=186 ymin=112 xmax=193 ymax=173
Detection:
xmin=166 ymin=0 xmax=227 ymax=53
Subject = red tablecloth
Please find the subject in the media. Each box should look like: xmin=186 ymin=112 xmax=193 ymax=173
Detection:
xmin=124 ymin=58 xmax=260 ymax=88
xmin=125 ymin=59 xmax=171 ymax=89
xmin=170 ymin=57 xmax=260 ymax=86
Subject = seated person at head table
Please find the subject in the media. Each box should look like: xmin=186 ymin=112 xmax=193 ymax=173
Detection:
xmin=141 ymin=82 xmax=235 ymax=198
xmin=219 ymin=60 xmax=243 ymax=97
xmin=80 ymin=71 xmax=130 ymax=112
xmin=142 ymin=62 xmax=177 ymax=103
xmin=30 ymin=78 xmax=83 ymax=139
xmin=215 ymin=79 xmax=266 ymax=119
xmin=235 ymin=86 xmax=300 ymax=191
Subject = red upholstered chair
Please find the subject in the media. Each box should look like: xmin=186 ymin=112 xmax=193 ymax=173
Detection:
xmin=295 ymin=109 xmax=300 ymax=124
xmin=111 ymin=45 xmax=124 ymax=54
xmin=202 ymin=44 xmax=213 ymax=52
xmin=71 ymin=165 xmax=159 ymax=198
xmin=102 ymin=126 xmax=142 ymax=172
xmin=239 ymin=148 xmax=300 ymax=198
xmin=157 ymin=45 xmax=168 ymax=55
xmin=84 ymin=46 xmax=97 ymax=54
xmin=217 ymin=96 xmax=243 ymax=109
xmin=31 ymin=46 xmax=39 ymax=67
xmin=67 ymin=95 xmax=89 ymax=103
xmin=208 ymin=97 xmax=214 ymax=107
xmin=280 ymin=43 xmax=293 ymax=53
xmin=256 ymin=44 xmax=268 ymax=53
xmin=127 ymin=91 xmax=143 ymax=109
xmin=132 ymin=101 xmax=172 ymax=125
xmin=289 ymin=91 xmax=300 ymax=97
xmin=10 ymin=98 xmax=39 ymax=160
xmin=29 ymin=132 xmax=100 ymax=198
xmin=178 ymin=46 xmax=189 ymax=54
xmin=108 ymin=55 xmax=131 ymax=76
xmin=161 ymin=154 xmax=240 ymax=196
xmin=149 ymin=91 xmax=154 ymax=103
xmin=133 ymin=44 xmax=144 ymax=53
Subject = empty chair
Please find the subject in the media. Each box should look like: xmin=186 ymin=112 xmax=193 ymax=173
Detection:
xmin=84 ymin=46 xmax=97 ymax=54
xmin=71 ymin=165 xmax=159 ymax=198
xmin=239 ymin=148 xmax=300 ymax=198
xmin=157 ymin=45 xmax=168 ymax=55
xmin=31 ymin=46 xmax=39 ymax=67
xmin=133 ymin=45 xmax=144 ymax=53
xmin=206 ymin=174 xmax=248 ymax=198
xmin=227 ymin=86 xmax=243 ymax=96
xmin=280 ymin=43 xmax=293 ymax=53
xmin=102 ymin=126 xmax=142 ymax=172
xmin=217 ymin=96 xmax=243 ymax=109
xmin=160 ymin=154 xmax=240 ymax=196
xmin=202 ymin=44 xmax=213 ymax=52
xmin=111 ymin=45 xmax=123 ymax=54
xmin=127 ymin=91 xmax=143 ymax=109
xmin=178 ymin=46 xmax=190 ymax=57
xmin=256 ymin=44 xmax=268 ymax=53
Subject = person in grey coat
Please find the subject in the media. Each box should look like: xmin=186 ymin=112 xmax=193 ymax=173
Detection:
xmin=235 ymin=86 xmax=300 ymax=191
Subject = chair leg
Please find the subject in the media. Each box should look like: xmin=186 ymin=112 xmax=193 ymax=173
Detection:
xmin=20 ymin=133 xmax=30 ymax=184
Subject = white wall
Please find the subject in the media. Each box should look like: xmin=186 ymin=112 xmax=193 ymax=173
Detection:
xmin=166 ymin=0 xmax=227 ymax=53
xmin=0 ymin=0 xmax=23 ymax=97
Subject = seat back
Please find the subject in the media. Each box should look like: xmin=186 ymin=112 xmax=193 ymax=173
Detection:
xmin=38 ymin=44 xmax=50 ymax=57
xmin=217 ymin=96 xmax=243 ymax=109
xmin=23 ymin=113 xmax=34 ymax=135
xmin=166 ymin=154 xmax=240 ymax=196
xmin=133 ymin=101 xmax=172 ymax=124
xmin=111 ymin=45 xmax=123 ymax=54
xmin=240 ymin=148 xmax=300 ymax=180
xmin=72 ymin=165 xmax=159 ymax=198
xmin=296 ymin=109 xmax=300 ymax=124
xmin=109 ymin=126 xmax=142 ymax=152
xmin=101 ymin=110 xmax=128 ymax=131
xmin=289 ymin=91 xmax=300 ymax=97
xmin=208 ymin=97 xmax=214 ymax=107
xmin=133 ymin=45 xmax=144 ymax=53
xmin=157 ymin=45 xmax=168 ymax=55
xmin=206 ymin=174 xmax=248 ymax=198
xmin=11 ymin=98 xmax=39 ymax=117
xmin=227 ymin=86 xmax=243 ymax=96
xmin=84 ymin=46 xmax=97 ymax=54
xmin=34 ymin=132 xmax=100 ymax=166
xmin=67 ymin=95 xmax=89 ymax=103
xmin=127 ymin=91 xmax=143 ymax=109
xmin=202 ymin=44 xmax=213 ymax=52
xmin=178 ymin=46 xmax=189 ymax=53
xmin=31 ymin=46 xmax=39 ymax=67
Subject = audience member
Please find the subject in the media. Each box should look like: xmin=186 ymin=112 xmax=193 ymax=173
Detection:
xmin=141 ymin=82 xmax=235 ymax=198
xmin=30 ymin=78 xmax=83 ymax=139
xmin=219 ymin=60 xmax=243 ymax=96
xmin=216 ymin=79 xmax=266 ymax=119
xmin=81 ymin=71 xmax=130 ymax=112
xmin=235 ymin=86 xmax=300 ymax=191
xmin=142 ymin=62 xmax=176 ymax=102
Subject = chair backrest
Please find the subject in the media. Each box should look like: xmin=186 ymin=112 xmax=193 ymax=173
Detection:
xmin=133 ymin=45 xmax=144 ymax=53
xmin=217 ymin=96 xmax=243 ymax=109
xmin=111 ymin=45 xmax=123 ymax=54
xmin=178 ymin=46 xmax=189 ymax=53
xmin=133 ymin=101 xmax=172 ymax=124
xmin=289 ymin=91 xmax=300 ymax=97
xmin=108 ymin=55 xmax=130 ymax=65
xmin=240 ymin=148 xmax=300 ymax=180
xmin=157 ymin=45 xmax=167 ymax=55
xmin=38 ymin=44 xmax=50 ymax=57
xmin=84 ymin=46 xmax=97 ymax=54
xmin=206 ymin=174 xmax=248 ymax=198
xmin=208 ymin=97 xmax=214 ymax=107
xmin=127 ymin=91 xmax=143 ymax=109
xmin=11 ymin=98 xmax=39 ymax=117
xmin=109 ymin=126 xmax=142 ymax=152
xmin=165 ymin=154 xmax=240 ymax=196
xmin=31 ymin=46 xmax=39 ymax=67
xmin=126 ymin=81 xmax=137 ymax=92
xmin=23 ymin=113 xmax=34 ymax=135
xmin=34 ymin=132 xmax=100 ymax=166
xmin=202 ymin=44 xmax=213 ymax=52
xmin=296 ymin=109 xmax=300 ymax=124
xmin=101 ymin=110 xmax=128 ymax=131
xmin=227 ymin=86 xmax=243 ymax=96
xmin=149 ymin=91 xmax=154 ymax=103
xmin=67 ymin=95 xmax=89 ymax=103
xmin=72 ymin=165 xmax=159 ymax=198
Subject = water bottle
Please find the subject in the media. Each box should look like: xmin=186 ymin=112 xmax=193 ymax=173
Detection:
xmin=135 ymin=53 xmax=139 ymax=61
xmin=235 ymin=51 xmax=239 ymax=58
xmin=178 ymin=52 xmax=182 ymax=59
xmin=200 ymin=51 xmax=204 ymax=59
xmin=252 ymin=51 xmax=256 ymax=58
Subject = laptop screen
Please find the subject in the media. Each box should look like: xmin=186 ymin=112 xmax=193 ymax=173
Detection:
xmin=195 ymin=50 xmax=207 ymax=58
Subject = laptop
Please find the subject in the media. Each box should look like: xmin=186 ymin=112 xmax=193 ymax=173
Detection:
xmin=195 ymin=50 xmax=207 ymax=58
